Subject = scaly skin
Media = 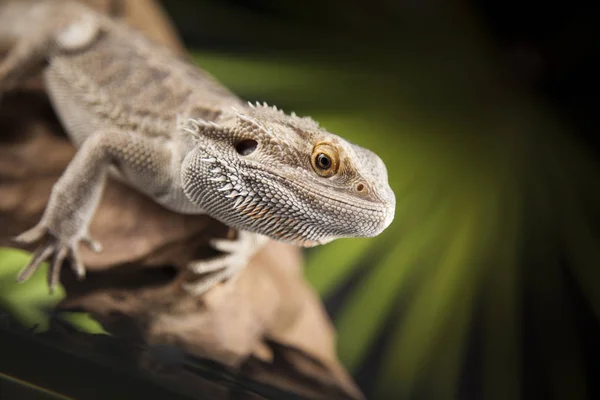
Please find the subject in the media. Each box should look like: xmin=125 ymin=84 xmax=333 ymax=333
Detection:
xmin=0 ymin=0 xmax=395 ymax=295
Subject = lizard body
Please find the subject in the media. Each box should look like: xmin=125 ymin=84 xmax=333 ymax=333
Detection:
xmin=0 ymin=1 xmax=395 ymax=295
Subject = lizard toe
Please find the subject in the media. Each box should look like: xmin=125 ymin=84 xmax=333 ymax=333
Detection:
xmin=48 ymin=246 xmax=69 ymax=293
xmin=69 ymin=248 xmax=86 ymax=280
xmin=81 ymin=234 xmax=103 ymax=253
xmin=12 ymin=224 xmax=48 ymax=246
xmin=16 ymin=241 xmax=56 ymax=282
xmin=188 ymin=257 xmax=229 ymax=274
xmin=182 ymin=267 xmax=239 ymax=297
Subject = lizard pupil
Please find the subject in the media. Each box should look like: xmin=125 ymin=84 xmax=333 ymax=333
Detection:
xmin=316 ymin=153 xmax=331 ymax=169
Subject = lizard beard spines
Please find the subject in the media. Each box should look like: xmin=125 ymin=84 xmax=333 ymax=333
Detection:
xmin=183 ymin=149 xmax=317 ymax=244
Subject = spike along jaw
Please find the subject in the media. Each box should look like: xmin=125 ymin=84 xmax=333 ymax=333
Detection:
xmin=180 ymin=107 xmax=396 ymax=247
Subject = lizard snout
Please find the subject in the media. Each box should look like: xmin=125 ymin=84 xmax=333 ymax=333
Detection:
xmin=372 ymin=184 xmax=396 ymax=236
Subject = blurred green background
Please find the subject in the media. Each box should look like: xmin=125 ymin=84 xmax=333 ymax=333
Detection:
xmin=1 ymin=0 xmax=599 ymax=399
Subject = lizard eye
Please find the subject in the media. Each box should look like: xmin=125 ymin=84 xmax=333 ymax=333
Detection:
xmin=235 ymin=139 xmax=258 ymax=156
xmin=311 ymin=143 xmax=339 ymax=177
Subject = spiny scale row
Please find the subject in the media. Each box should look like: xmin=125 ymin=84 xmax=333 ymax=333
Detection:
xmin=246 ymin=101 xmax=298 ymax=117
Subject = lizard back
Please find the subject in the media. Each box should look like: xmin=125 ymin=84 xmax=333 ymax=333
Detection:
xmin=45 ymin=7 xmax=242 ymax=146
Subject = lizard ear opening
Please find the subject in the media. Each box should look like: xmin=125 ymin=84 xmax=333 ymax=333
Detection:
xmin=235 ymin=139 xmax=258 ymax=156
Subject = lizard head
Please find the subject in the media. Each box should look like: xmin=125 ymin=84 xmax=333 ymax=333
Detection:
xmin=181 ymin=103 xmax=395 ymax=247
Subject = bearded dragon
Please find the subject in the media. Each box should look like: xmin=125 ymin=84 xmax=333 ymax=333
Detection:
xmin=0 ymin=1 xmax=395 ymax=295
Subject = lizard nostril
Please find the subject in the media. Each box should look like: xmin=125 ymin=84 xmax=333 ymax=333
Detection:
xmin=355 ymin=182 xmax=369 ymax=195
xmin=235 ymin=139 xmax=258 ymax=156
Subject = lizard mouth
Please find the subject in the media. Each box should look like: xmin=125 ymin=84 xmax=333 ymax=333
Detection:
xmin=243 ymin=163 xmax=395 ymax=236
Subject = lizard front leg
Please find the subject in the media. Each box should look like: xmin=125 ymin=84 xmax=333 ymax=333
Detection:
xmin=183 ymin=231 xmax=268 ymax=296
xmin=13 ymin=131 xmax=174 ymax=292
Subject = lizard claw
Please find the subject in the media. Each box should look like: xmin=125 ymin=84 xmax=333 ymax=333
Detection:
xmin=12 ymin=224 xmax=101 ymax=292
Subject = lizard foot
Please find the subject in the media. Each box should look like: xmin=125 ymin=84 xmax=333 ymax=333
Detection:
xmin=12 ymin=223 xmax=102 ymax=293
xmin=182 ymin=231 xmax=266 ymax=297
